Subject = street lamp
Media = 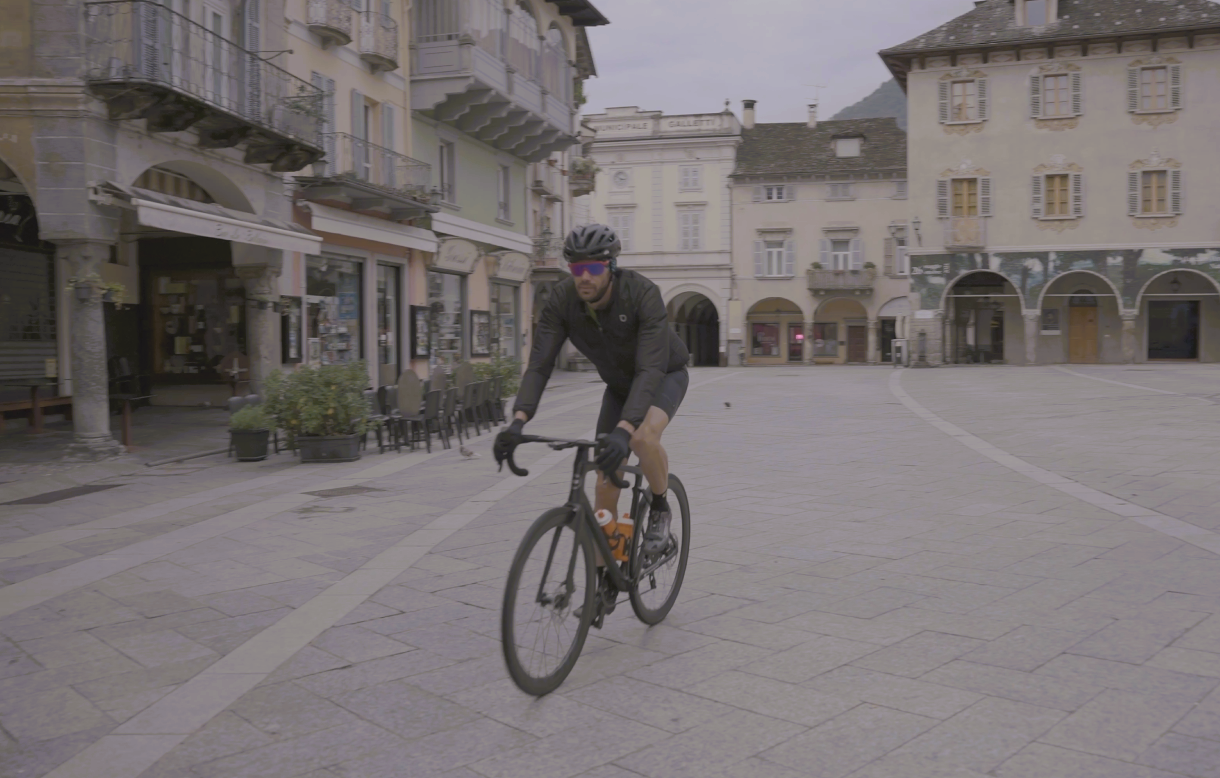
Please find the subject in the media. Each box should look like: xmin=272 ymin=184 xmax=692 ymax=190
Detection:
xmin=1169 ymin=274 xmax=1182 ymax=294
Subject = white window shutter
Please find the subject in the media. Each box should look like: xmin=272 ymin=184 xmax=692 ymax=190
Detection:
xmin=938 ymin=80 xmax=950 ymax=123
xmin=979 ymin=177 xmax=993 ymax=217
xmin=977 ymin=78 xmax=989 ymax=120
xmin=1128 ymin=171 xmax=1141 ymax=216
xmin=1070 ymin=71 xmax=1083 ymax=116
xmin=1071 ymin=172 xmax=1084 ymax=218
xmin=136 ymin=1 xmax=163 ymax=79
xmin=1127 ymin=67 xmax=1140 ymax=112
xmin=1030 ymin=74 xmax=1042 ymax=119
xmin=694 ymin=167 xmax=702 ymax=188
xmin=850 ymin=238 xmax=863 ymax=270
xmin=1170 ymin=169 xmax=1183 ymax=215
xmin=937 ymin=179 xmax=950 ymax=218
xmin=244 ymin=0 xmax=262 ymax=120
xmin=381 ymin=104 xmax=395 ymax=151
xmin=753 ymin=240 xmax=764 ymax=277
xmin=351 ymin=90 xmax=366 ymax=177
xmin=1170 ymin=64 xmax=1183 ymax=110
xmin=752 ymin=186 xmax=762 ymax=202
xmin=1031 ymin=175 xmax=1044 ymax=219
xmin=884 ymin=238 xmax=895 ymax=275
xmin=820 ymin=238 xmax=830 ymax=268
xmin=783 ymin=239 xmax=795 ymax=277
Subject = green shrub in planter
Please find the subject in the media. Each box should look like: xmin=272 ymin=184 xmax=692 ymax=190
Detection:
xmin=268 ymin=361 xmax=370 ymax=461
xmin=472 ymin=355 xmax=523 ymax=397
xmin=229 ymin=405 xmax=272 ymax=461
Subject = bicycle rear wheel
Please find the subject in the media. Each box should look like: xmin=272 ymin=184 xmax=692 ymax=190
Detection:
xmin=629 ymin=474 xmax=691 ymax=625
xmin=501 ymin=507 xmax=596 ymax=696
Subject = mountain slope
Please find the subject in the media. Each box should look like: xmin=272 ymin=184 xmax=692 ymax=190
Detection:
xmin=831 ymin=79 xmax=907 ymax=129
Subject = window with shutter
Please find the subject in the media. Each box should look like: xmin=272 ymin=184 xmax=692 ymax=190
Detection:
xmin=680 ymin=165 xmax=702 ymax=191
xmin=937 ymin=179 xmax=950 ymax=218
xmin=1042 ymin=74 xmax=1070 ymax=118
xmin=753 ymin=240 xmax=765 ymax=277
xmin=1127 ymin=68 xmax=1142 ymax=113
xmin=1170 ymin=169 xmax=1183 ymax=215
xmin=938 ymin=80 xmax=950 ymax=123
xmin=752 ymin=186 xmax=763 ymax=202
xmin=979 ymin=177 xmax=993 ymax=217
xmin=679 ymin=210 xmax=703 ymax=251
xmin=783 ymin=239 xmax=795 ymax=277
xmin=1045 ymin=174 xmax=1069 ymax=217
xmin=950 ymin=79 xmax=977 ymax=122
xmin=497 ymin=165 xmax=511 ymax=220
xmin=1030 ymin=175 xmax=1044 ymax=219
xmin=1134 ymin=66 xmax=1181 ymax=113
xmin=351 ymin=90 xmax=367 ymax=180
xmin=763 ymin=241 xmax=784 ymax=276
xmin=381 ymin=104 xmax=396 ymax=188
xmin=243 ymin=0 xmax=261 ymax=120
xmin=1071 ymin=172 xmax=1084 ymax=218
xmin=763 ymin=185 xmax=786 ymax=202
xmin=977 ymin=78 xmax=989 ymax=120
xmin=609 ymin=211 xmax=633 ymax=252
xmin=1127 ymin=171 xmax=1141 ymax=216
xmin=897 ymin=239 xmax=909 ymax=276
xmin=894 ymin=181 xmax=907 ymax=199
xmin=1140 ymin=170 xmax=1171 ymax=215
xmin=1070 ymin=72 xmax=1083 ymax=116
xmin=884 ymin=238 xmax=895 ymax=276
xmin=1030 ymin=74 xmax=1043 ymax=118
xmin=819 ymin=238 xmax=830 ymax=270
xmin=850 ymin=238 xmax=863 ymax=271
xmin=830 ymin=239 xmax=851 ymax=271
xmin=1170 ymin=64 xmax=1183 ymax=110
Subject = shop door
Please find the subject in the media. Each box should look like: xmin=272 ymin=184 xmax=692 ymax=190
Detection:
xmin=847 ymin=326 xmax=867 ymax=363
xmin=880 ymin=319 xmax=897 ymax=362
xmin=1148 ymin=301 xmax=1200 ymax=360
xmin=1069 ymin=307 xmax=1099 ymax=363
xmin=787 ymin=323 xmax=803 ymax=362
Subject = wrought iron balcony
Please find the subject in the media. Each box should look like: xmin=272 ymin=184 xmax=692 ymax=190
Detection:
xmin=83 ymin=0 xmax=323 ymax=172
xmin=944 ymin=216 xmax=987 ymax=250
xmin=412 ymin=0 xmax=577 ymax=162
xmin=359 ymin=12 xmax=399 ymax=72
xmin=296 ymin=132 xmax=435 ymax=218
xmin=308 ymin=0 xmax=355 ymax=47
xmin=807 ymin=268 xmax=876 ymax=296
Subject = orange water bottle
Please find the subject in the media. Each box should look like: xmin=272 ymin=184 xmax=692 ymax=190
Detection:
xmin=614 ymin=513 xmax=635 ymax=564
xmin=595 ymin=509 xmax=631 ymax=564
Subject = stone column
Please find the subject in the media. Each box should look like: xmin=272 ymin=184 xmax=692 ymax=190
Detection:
xmin=804 ymin=321 xmax=814 ymax=365
xmin=1121 ymin=310 xmax=1139 ymax=364
xmin=61 ymin=241 xmax=124 ymax=459
xmin=867 ymin=319 xmax=879 ymax=365
xmin=236 ymin=264 xmax=283 ymax=396
xmin=1023 ymin=311 xmax=1040 ymax=366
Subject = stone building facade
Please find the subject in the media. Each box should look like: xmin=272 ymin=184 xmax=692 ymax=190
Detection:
xmin=881 ymin=0 xmax=1220 ymax=365
xmin=583 ymin=106 xmax=742 ymax=366
xmin=729 ymin=103 xmax=911 ymax=366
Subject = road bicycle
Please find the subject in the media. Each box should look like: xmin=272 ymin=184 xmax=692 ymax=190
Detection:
xmin=499 ymin=435 xmax=691 ymax=696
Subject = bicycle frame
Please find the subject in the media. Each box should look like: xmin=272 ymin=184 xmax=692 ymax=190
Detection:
xmin=562 ymin=448 xmax=644 ymax=593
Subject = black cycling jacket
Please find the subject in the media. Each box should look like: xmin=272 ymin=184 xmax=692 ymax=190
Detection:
xmin=514 ymin=269 xmax=690 ymax=428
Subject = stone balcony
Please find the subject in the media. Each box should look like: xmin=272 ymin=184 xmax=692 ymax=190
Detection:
xmin=307 ymin=0 xmax=355 ymax=47
xmin=359 ymin=12 xmax=399 ymax=72
xmin=807 ymin=268 xmax=877 ymax=296
xmin=410 ymin=0 xmax=578 ymax=162
xmin=83 ymin=0 xmax=323 ymax=172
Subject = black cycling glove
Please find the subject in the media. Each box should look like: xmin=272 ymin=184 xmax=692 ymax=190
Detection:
xmin=494 ymin=419 xmax=526 ymax=470
xmin=594 ymin=427 xmax=632 ymax=477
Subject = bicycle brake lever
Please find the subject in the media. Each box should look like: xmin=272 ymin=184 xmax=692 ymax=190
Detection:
xmin=604 ymin=470 xmax=630 ymax=490
xmin=506 ymin=450 xmax=529 ymax=477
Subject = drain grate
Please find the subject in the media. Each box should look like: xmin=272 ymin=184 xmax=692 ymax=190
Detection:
xmin=303 ymin=485 xmax=384 ymax=499
xmin=2 ymin=484 xmax=124 ymax=506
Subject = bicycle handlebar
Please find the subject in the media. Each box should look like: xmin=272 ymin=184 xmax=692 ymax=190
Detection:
xmin=501 ymin=435 xmax=631 ymax=489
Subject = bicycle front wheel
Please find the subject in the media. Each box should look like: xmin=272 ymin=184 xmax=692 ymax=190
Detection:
xmin=629 ymin=473 xmax=691 ymax=625
xmin=501 ymin=507 xmax=596 ymax=696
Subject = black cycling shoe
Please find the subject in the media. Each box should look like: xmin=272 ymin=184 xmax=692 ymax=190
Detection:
xmin=575 ymin=571 xmax=618 ymax=628
xmin=642 ymin=506 xmax=672 ymax=555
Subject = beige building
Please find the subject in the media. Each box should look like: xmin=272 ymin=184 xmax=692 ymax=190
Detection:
xmin=583 ymin=106 xmax=743 ymax=366
xmin=729 ymin=102 xmax=911 ymax=366
xmin=881 ymin=0 xmax=1220 ymax=365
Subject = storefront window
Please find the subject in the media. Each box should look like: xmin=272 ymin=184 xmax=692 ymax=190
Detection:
xmin=148 ymin=267 xmax=246 ymax=380
xmin=428 ymin=270 xmax=464 ymax=367
xmin=489 ymin=282 xmax=518 ymax=358
xmin=376 ymin=265 xmax=401 ymax=383
xmin=751 ymin=323 xmax=780 ymax=357
xmin=813 ymin=323 xmax=839 ymax=357
xmin=307 ymin=255 xmax=362 ymax=366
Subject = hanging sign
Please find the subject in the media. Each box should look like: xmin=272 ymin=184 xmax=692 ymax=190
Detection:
xmin=430 ymin=238 xmax=480 ymax=274
xmin=0 ymin=195 xmax=49 ymax=249
xmin=492 ymin=251 xmax=530 ymax=282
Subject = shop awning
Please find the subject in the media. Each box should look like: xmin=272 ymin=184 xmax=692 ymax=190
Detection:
xmin=92 ymin=182 xmax=322 ymax=255
xmin=304 ymin=202 xmax=438 ymax=254
xmin=430 ymin=212 xmax=534 ymax=255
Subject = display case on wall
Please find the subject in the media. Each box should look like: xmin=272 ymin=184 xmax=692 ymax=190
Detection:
xmin=148 ymin=270 xmax=246 ymax=381
xmin=306 ymin=256 xmax=362 ymax=367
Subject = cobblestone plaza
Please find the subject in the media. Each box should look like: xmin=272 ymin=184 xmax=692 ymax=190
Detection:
xmin=4 ymin=365 xmax=1220 ymax=777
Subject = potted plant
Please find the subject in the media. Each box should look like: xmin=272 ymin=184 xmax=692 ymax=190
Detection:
xmin=862 ymin=262 xmax=877 ymax=270
xmin=268 ymin=361 xmax=369 ymax=463
xmin=230 ymin=405 xmax=272 ymax=461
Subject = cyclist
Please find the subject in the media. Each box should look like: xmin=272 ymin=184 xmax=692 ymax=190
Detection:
xmin=495 ymin=223 xmax=690 ymax=560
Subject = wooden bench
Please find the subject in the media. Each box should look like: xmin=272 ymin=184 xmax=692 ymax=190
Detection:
xmin=0 ymin=396 xmax=73 ymax=433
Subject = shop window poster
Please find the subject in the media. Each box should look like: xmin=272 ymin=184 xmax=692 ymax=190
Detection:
xmin=471 ymin=310 xmax=491 ymax=357
xmin=410 ymin=306 xmax=430 ymax=359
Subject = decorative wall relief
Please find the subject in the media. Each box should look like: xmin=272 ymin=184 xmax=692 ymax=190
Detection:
xmin=1035 ymin=118 xmax=1080 ymax=131
xmin=1132 ymin=217 xmax=1179 ymax=231
xmin=943 ymin=123 xmax=986 ymax=136
xmin=1132 ymin=113 xmax=1178 ymax=127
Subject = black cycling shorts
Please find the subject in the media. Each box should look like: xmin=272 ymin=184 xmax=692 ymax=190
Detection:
xmin=596 ymin=368 xmax=689 ymax=437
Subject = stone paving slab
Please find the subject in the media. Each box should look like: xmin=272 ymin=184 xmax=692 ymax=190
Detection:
xmin=3 ymin=366 xmax=1220 ymax=776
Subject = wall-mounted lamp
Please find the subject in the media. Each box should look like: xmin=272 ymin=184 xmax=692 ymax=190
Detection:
xmin=1169 ymin=275 xmax=1182 ymax=294
xmin=911 ymin=216 xmax=922 ymax=246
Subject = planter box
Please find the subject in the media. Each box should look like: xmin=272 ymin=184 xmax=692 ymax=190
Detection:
xmin=297 ymin=434 xmax=362 ymax=463
xmin=231 ymin=429 xmax=270 ymax=461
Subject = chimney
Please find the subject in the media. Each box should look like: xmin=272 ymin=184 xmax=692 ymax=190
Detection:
xmin=742 ymin=99 xmax=756 ymax=130
xmin=807 ymin=103 xmax=819 ymax=129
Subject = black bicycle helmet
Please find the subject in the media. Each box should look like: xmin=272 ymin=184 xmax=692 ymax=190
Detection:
xmin=563 ymin=223 xmax=621 ymax=269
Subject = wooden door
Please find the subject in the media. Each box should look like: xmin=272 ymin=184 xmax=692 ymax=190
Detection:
xmin=847 ymin=326 xmax=867 ymax=363
xmin=1069 ymin=307 xmax=1098 ymax=363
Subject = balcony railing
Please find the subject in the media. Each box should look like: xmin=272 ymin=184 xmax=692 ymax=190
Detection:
xmin=307 ymin=0 xmax=355 ymax=47
xmin=84 ymin=0 xmax=322 ymax=169
xmin=315 ymin=132 xmax=430 ymax=199
xmin=807 ymin=268 xmax=877 ymax=295
xmin=530 ymin=163 xmax=563 ymax=199
xmin=944 ymin=216 xmax=987 ymax=250
xmin=359 ymin=12 xmax=399 ymax=71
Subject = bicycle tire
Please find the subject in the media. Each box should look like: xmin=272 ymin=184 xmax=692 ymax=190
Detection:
xmin=628 ymin=473 xmax=691 ymax=625
xmin=501 ymin=507 xmax=596 ymax=696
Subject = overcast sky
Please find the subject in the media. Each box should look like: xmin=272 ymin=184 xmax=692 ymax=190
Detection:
xmin=582 ymin=0 xmax=974 ymax=122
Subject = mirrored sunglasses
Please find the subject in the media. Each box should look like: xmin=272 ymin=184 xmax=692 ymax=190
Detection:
xmin=569 ymin=262 xmax=609 ymax=278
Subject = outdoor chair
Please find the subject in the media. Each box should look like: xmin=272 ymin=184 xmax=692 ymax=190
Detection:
xmin=395 ymin=373 xmax=426 ymax=450
xmin=442 ymin=387 xmax=463 ymax=446
xmin=361 ymin=389 xmax=389 ymax=454
xmin=429 ymin=365 xmax=448 ymax=394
